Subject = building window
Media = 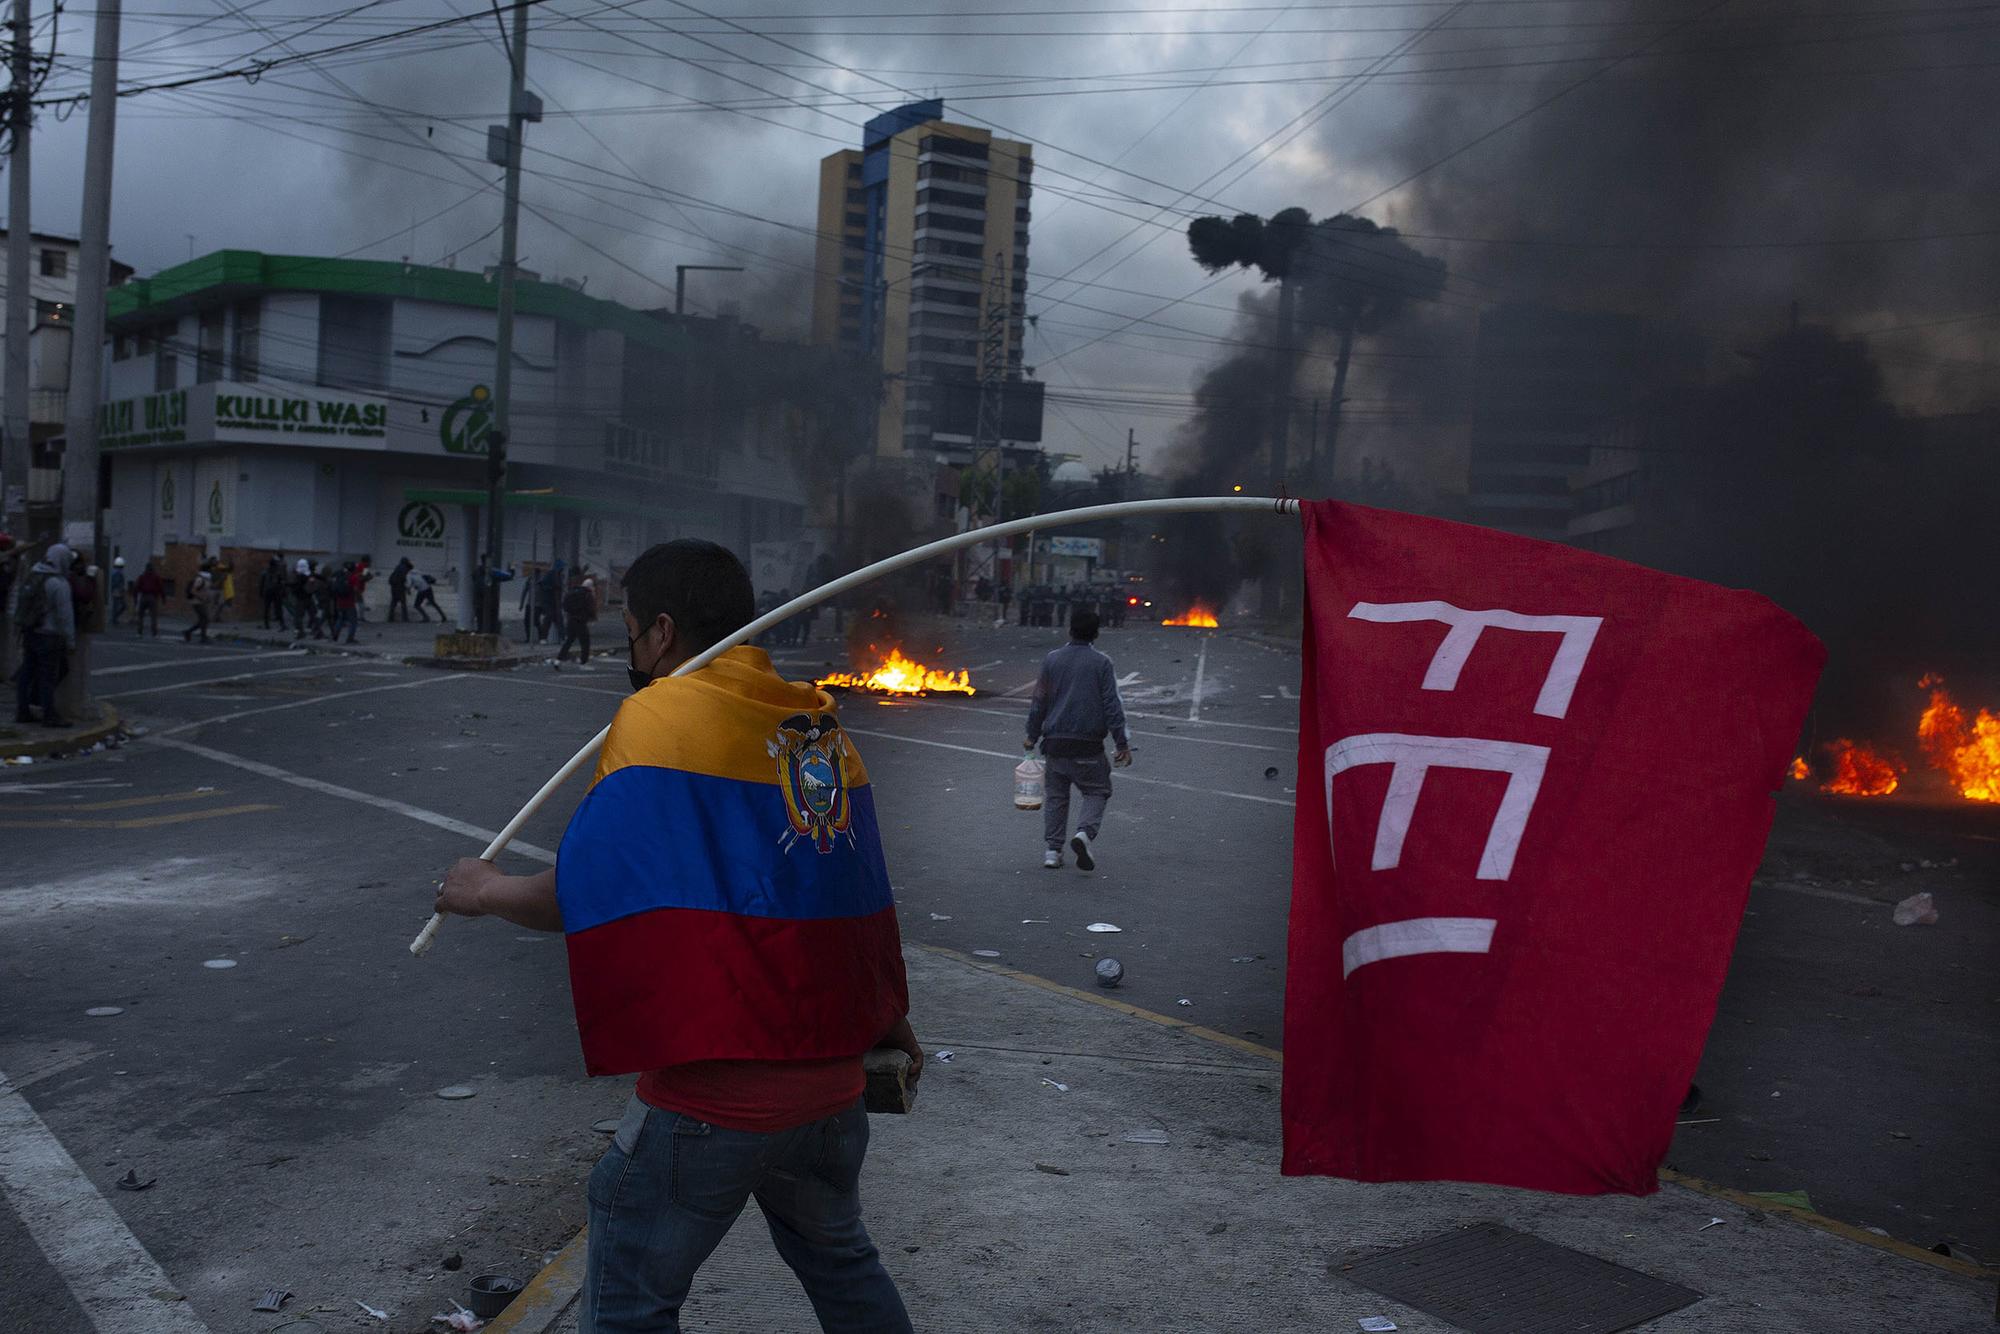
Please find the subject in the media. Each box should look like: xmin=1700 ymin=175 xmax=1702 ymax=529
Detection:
xmin=34 ymin=298 xmax=66 ymax=326
xmin=155 ymin=325 xmax=179 ymax=392
xmin=317 ymin=295 xmax=391 ymax=390
xmin=844 ymin=211 xmax=867 ymax=229
xmin=39 ymin=248 xmax=66 ymax=278
xmin=232 ymin=299 xmax=260 ymax=380
xmin=920 ymin=134 xmax=988 ymax=160
xmin=113 ymin=331 xmax=132 ymax=361
xmin=196 ymin=307 xmax=227 ymax=383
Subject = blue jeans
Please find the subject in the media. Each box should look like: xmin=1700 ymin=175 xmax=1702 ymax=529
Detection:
xmin=583 ymin=1095 xmax=911 ymax=1334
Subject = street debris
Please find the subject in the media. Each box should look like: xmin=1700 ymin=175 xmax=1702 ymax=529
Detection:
xmin=1086 ymin=922 xmax=1122 ymax=933
xmin=972 ymin=949 xmax=1002 ymax=958
xmin=1021 ymin=918 xmax=1050 ymax=924
xmin=435 ymin=1085 xmax=477 ymax=1100
xmin=1229 ymin=955 xmax=1260 ymax=963
xmin=1359 ymin=1319 xmax=1399 ymax=1333
xmin=442 ymin=1252 xmax=464 ymax=1271
xmin=591 ymin=1118 xmax=619 ymax=1134
xmin=1890 ymin=1130 xmax=1912 ymax=1140
xmin=929 ymin=912 xmax=952 ymax=921
xmin=1207 ymin=1221 xmax=1227 ymax=1236
xmin=1750 ymin=1189 xmax=1814 ymax=1211
xmin=115 ymin=1169 xmax=156 ymax=1191
xmin=1122 ymin=1130 xmax=1170 ymax=1146
xmin=466 ymin=1275 xmax=524 ymax=1319
xmin=1176 ymin=998 xmax=1194 ymax=1007
xmin=251 ymin=1288 xmax=293 ymax=1313
xmin=84 ymin=1006 xmax=124 ymax=1017
xmin=1040 ymin=1078 xmax=1069 ymax=1092
xmin=202 ymin=959 xmax=238 ymax=969
xmin=1698 ymin=1217 xmax=1727 ymax=1232
xmin=356 ymin=1298 xmax=390 ymax=1320
xmin=1095 ymin=958 xmax=1124 ymax=987
xmin=433 ymin=1310 xmax=485 ymax=1330
xmin=1891 ymin=891 xmax=1938 ymax=926
xmin=1034 ymin=1163 xmax=1070 ymax=1176
xmin=935 ymin=1051 xmax=954 ymax=1063
xmin=1931 ymin=1242 xmax=1981 ymax=1264
xmin=1263 ymin=766 xmax=1280 ymax=779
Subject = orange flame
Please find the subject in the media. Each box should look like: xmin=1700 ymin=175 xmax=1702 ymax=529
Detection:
xmin=1819 ymin=739 xmax=1904 ymax=797
xmin=817 ymin=648 xmax=975 ymax=697
xmin=1162 ymin=602 xmax=1220 ymax=628
xmin=1917 ymin=678 xmax=2000 ymax=803
xmin=1788 ymin=756 xmax=1810 ymax=781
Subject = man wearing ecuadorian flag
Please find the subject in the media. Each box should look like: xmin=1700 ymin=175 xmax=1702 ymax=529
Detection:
xmin=434 ymin=540 xmax=921 ymax=1334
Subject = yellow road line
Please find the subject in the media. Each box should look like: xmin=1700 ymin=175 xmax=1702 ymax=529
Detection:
xmin=1657 ymin=1169 xmax=1996 ymax=1280
xmin=916 ymin=942 xmax=1999 ymax=1283
xmin=5 ymin=789 xmax=225 ymax=813
xmin=0 ymin=802 xmax=278 ymax=830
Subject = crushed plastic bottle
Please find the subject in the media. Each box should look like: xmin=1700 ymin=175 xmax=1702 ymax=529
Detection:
xmin=1892 ymin=891 xmax=1938 ymax=926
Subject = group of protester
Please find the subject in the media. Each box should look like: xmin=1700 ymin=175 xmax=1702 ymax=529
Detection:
xmin=511 ymin=559 xmax=605 ymax=665
xmin=752 ymin=587 xmax=817 ymax=648
xmin=1012 ymin=582 xmax=1131 ymax=629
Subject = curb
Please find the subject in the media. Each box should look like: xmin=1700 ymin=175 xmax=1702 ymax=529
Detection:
xmin=468 ymin=945 xmax=1997 ymax=1332
xmin=1 ymin=701 xmax=123 ymax=760
xmin=483 ymin=1228 xmax=587 ymax=1333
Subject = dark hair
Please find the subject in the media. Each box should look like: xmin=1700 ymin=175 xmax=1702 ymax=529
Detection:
xmin=624 ymin=540 xmax=755 ymax=652
xmin=1070 ymin=607 xmax=1100 ymax=641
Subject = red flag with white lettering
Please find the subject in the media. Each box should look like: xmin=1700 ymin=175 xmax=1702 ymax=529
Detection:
xmin=1285 ymin=501 xmax=1823 ymax=1195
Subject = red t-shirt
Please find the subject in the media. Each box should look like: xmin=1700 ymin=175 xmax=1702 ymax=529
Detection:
xmin=637 ymin=1057 xmax=864 ymax=1133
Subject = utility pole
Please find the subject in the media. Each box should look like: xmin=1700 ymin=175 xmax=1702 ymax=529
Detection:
xmin=56 ymin=0 xmax=118 ymax=718
xmin=674 ymin=264 xmax=742 ymax=317
xmin=1 ymin=0 xmax=32 ymax=680
xmin=481 ymin=0 xmax=537 ymax=635
xmin=1262 ymin=274 xmax=1296 ymax=617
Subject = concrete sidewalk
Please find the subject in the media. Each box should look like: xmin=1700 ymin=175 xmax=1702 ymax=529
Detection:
xmin=491 ymin=946 xmax=1996 ymax=1333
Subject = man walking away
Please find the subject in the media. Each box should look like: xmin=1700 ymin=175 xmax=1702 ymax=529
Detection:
xmin=537 ymin=560 xmax=566 ymax=644
xmin=388 ymin=557 xmax=413 ymax=622
xmin=557 ymin=573 xmax=597 ymax=665
xmin=134 ymin=559 xmax=164 ymax=635
xmin=183 ymin=561 xmax=215 ymax=643
xmin=1024 ymin=607 xmax=1132 ymax=871
xmin=259 ymin=556 xmax=286 ymax=629
xmin=409 ymin=567 xmax=444 ymax=623
xmin=13 ymin=542 xmax=76 ymax=727
xmin=331 ymin=563 xmax=360 ymax=643
xmin=519 ymin=564 xmax=539 ymax=642
xmin=432 ymin=539 xmax=919 ymax=1334
xmin=110 ymin=556 xmax=128 ymax=625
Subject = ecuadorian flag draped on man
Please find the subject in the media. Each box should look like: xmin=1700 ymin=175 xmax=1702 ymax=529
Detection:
xmin=555 ymin=646 xmax=909 ymax=1076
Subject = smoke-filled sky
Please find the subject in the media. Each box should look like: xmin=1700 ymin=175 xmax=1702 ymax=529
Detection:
xmin=20 ymin=0 xmax=1997 ymax=471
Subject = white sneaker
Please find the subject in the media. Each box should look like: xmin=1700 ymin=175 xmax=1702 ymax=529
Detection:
xmin=1069 ymin=831 xmax=1096 ymax=872
xmin=1043 ymin=850 xmax=1062 ymax=869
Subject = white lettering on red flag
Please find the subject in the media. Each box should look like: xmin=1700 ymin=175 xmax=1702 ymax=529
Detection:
xmin=1285 ymin=500 xmax=1824 ymax=1196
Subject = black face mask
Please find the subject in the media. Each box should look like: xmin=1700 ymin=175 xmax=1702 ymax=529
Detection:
xmin=626 ymin=630 xmax=654 ymax=694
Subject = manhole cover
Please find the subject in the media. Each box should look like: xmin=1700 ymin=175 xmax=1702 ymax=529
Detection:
xmin=1340 ymin=1222 xmax=1701 ymax=1333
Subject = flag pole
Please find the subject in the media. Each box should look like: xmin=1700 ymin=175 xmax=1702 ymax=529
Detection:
xmin=410 ymin=495 xmax=1303 ymax=955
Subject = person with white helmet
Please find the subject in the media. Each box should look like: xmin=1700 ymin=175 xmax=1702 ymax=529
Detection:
xmin=109 ymin=555 xmax=128 ymax=626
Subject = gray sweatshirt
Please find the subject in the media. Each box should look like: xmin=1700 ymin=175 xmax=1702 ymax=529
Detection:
xmin=16 ymin=547 xmax=76 ymax=647
xmin=1025 ymin=639 xmax=1128 ymax=757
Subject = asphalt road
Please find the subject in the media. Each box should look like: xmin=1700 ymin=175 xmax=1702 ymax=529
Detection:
xmin=2 ymin=619 xmax=1994 ymax=1332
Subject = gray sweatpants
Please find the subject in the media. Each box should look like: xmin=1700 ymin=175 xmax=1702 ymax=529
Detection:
xmin=1043 ymin=751 xmax=1113 ymax=850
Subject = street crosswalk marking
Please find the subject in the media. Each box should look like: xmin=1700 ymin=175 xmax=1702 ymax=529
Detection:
xmin=841 ymin=726 xmax=1290 ymax=808
xmin=100 ymin=662 xmax=330 ymax=700
xmin=92 ymin=650 xmax=306 ymax=677
xmin=0 ymin=1072 xmax=215 ymax=1333
xmin=147 ymin=737 xmax=557 ymax=864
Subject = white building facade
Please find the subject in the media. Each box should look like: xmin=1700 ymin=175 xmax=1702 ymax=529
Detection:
xmin=99 ymin=251 xmax=816 ymax=619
